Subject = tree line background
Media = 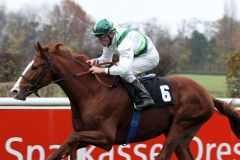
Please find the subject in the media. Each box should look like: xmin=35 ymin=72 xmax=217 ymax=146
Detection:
xmin=0 ymin=0 xmax=240 ymax=96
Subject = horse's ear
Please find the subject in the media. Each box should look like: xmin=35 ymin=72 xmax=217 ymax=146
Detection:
xmin=34 ymin=41 xmax=46 ymax=57
xmin=55 ymin=43 xmax=63 ymax=50
xmin=34 ymin=41 xmax=42 ymax=52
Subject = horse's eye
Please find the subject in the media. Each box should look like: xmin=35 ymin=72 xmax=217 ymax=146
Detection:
xmin=31 ymin=65 xmax=38 ymax=70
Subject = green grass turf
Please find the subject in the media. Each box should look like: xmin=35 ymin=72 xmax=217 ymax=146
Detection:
xmin=173 ymin=74 xmax=227 ymax=97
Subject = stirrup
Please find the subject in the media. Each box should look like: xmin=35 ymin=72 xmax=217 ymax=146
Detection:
xmin=134 ymin=103 xmax=141 ymax=111
xmin=133 ymin=99 xmax=155 ymax=110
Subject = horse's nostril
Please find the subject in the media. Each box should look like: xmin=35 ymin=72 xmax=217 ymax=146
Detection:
xmin=13 ymin=90 xmax=18 ymax=93
xmin=11 ymin=89 xmax=19 ymax=96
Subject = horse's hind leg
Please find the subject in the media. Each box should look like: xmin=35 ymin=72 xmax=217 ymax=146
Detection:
xmin=175 ymin=144 xmax=193 ymax=160
xmin=155 ymin=124 xmax=187 ymax=160
xmin=155 ymin=105 xmax=212 ymax=160
xmin=156 ymin=126 xmax=198 ymax=160
xmin=174 ymin=127 xmax=200 ymax=160
xmin=162 ymin=127 xmax=198 ymax=160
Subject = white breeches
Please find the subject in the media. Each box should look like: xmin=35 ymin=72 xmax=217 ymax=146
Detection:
xmin=121 ymin=44 xmax=160 ymax=83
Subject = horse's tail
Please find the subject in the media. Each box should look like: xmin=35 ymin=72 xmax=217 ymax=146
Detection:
xmin=212 ymin=97 xmax=240 ymax=138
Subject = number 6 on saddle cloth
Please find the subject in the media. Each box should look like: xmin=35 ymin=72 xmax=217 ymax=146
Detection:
xmin=121 ymin=74 xmax=174 ymax=109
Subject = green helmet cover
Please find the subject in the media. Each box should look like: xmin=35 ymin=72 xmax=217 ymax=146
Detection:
xmin=91 ymin=19 xmax=116 ymax=37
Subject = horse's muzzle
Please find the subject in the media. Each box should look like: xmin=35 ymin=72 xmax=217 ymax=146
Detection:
xmin=11 ymin=88 xmax=29 ymax=101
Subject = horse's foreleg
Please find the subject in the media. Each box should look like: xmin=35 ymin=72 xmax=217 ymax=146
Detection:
xmin=47 ymin=129 xmax=112 ymax=160
xmin=68 ymin=144 xmax=77 ymax=160
xmin=47 ymin=140 xmax=88 ymax=160
xmin=47 ymin=140 xmax=69 ymax=160
xmin=67 ymin=130 xmax=114 ymax=150
xmin=66 ymin=130 xmax=114 ymax=160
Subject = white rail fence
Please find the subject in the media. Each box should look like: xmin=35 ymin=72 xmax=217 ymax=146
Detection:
xmin=0 ymin=98 xmax=239 ymax=110
xmin=0 ymin=98 xmax=69 ymax=109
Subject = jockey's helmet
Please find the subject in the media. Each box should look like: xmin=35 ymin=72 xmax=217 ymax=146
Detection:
xmin=90 ymin=19 xmax=116 ymax=37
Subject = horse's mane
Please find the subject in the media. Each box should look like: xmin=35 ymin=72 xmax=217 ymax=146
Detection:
xmin=44 ymin=41 xmax=65 ymax=53
xmin=73 ymin=54 xmax=89 ymax=63
xmin=43 ymin=41 xmax=89 ymax=62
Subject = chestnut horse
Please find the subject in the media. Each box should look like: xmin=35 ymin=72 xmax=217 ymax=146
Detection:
xmin=11 ymin=41 xmax=240 ymax=160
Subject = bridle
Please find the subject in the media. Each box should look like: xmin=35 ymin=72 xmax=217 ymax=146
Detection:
xmin=21 ymin=51 xmax=116 ymax=96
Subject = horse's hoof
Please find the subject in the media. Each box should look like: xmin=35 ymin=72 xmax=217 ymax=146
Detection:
xmin=47 ymin=153 xmax=60 ymax=160
xmin=62 ymin=154 xmax=67 ymax=159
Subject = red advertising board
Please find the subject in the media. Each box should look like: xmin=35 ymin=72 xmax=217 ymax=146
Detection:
xmin=0 ymin=108 xmax=239 ymax=160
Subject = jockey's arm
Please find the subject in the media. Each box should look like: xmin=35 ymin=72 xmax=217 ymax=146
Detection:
xmin=89 ymin=48 xmax=114 ymax=74
xmin=105 ymin=39 xmax=134 ymax=75
xmin=96 ymin=47 xmax=113 ymax=64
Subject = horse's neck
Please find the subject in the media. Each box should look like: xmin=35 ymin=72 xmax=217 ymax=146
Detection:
xmin=55 ymin=60 xmax=102 ymax=106
xmin=59 ymin=76 xmax=99 ymax=105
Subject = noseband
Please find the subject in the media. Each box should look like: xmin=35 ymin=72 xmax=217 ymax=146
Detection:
xmin=21 ymin=51 xmax=116 ymax=96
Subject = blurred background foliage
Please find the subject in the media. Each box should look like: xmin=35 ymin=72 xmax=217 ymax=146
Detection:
xmin=227 ymin=50 xmax=240 ymax=97
xmin=0 ymin=0 xmax=240 ymax=97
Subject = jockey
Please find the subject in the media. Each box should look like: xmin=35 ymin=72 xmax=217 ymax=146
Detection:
xmin=87 ymin=19 xmax=160 ymax=110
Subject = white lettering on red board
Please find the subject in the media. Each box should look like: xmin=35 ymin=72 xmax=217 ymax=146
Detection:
xmin=5 ymin=136 xmax=240 ymax=160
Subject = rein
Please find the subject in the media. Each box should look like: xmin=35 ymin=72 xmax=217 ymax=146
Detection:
xmin=69 ymin=62 xmax=116 ymax=88
xmin=21 ymin=51 xmax=116 ymax=96
xmin=94 ymin=62 xmax=116 ymax=88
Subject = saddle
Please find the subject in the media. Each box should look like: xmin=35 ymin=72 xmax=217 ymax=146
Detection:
xmin=121 ymin=74 xmax=174 ymax=108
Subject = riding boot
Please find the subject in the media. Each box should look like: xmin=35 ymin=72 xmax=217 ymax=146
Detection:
xmin=131 ymin=79 xmax=155 ymax=110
